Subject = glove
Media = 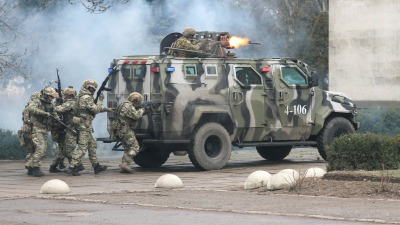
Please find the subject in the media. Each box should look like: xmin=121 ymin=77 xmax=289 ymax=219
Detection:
xmin=99 ymin=92 xmax=104 ymax=101
xmin=105 ymin=108 xmax=114 ymax=112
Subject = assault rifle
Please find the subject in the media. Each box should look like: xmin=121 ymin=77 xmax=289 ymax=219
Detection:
xmin=137 ymin=101 xmax=162 ymax=113
xmin=55 ymin=68 xmax=63 ymax=104
xmin=49 ymin=114 xmax=77 ymax=136
xmin=94 ymin=66 xmax=117 ymax=104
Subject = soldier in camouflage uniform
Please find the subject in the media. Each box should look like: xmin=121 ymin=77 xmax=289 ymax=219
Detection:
xmin=18 ymin=91 xmax=41 ymax=175
xmin=113 ymin=92 xmax=145 ymax=173
xmin=168 ymin=28 xmax=207 ymax=57
xmin=49 ymin=94 xmax=66 ymax=173
xmin=26 ymin=87 xmax=59 ymax=177
xmin=65 ymin=79 xmax=111 ymax=176
xmin=49 ymin=86 xmax=79 ymax=173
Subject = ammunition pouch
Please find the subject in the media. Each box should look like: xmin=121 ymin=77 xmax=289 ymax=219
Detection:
xmin=72 ymin=116 xmax=83 ymax=126
xmin=17 ymin=130 xmax=25 ymax=147
xmin=111 ymin=118 xmax=122 ymax=138
xmin=21 ymin=123 xmax=32 ymax=133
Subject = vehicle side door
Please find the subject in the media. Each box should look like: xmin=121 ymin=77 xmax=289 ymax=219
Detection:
xmin=274 ymin=64 xmax=314 ymax=140
xmin=228 ymin=64 xmax=266 ymax=141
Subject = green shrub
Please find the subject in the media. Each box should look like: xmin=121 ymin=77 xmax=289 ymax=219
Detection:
xmin=358 ymin=108 xmax=400 ymax=135
xmin=0 ymin=129 xmax=55 ymax=160
xmin=0 ymin=129 xmax=27 ymax=159
xmin=326 ymin=133 xmax=400 ymax=171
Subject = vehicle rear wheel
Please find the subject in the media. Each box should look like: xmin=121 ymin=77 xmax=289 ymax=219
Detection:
xmin=317 ymin=117 xmax=355 ymax=160
xmin=256 ymin=146 xmax=292 ymax=161
xmin=188 ymin=123 xmax=231 ymax=171
xmin=133 ymin=144 xmax=170 ymax=168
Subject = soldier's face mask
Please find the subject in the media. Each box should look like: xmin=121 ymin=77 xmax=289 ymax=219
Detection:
xmin=88 ymin=86 xmax=96 ymax=94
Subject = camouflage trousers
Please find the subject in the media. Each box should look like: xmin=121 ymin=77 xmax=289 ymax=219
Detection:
xmin=70 ymin=130 xmax=98 ymax=168
xmin=27 ymin=128 xmax=48 ymax=168
xmin=116 ymin=129 xmax=140 ymax=164
xmin=51 ymin=132 xmax=66 ymax=165
xmin=63 ymin=130 xmax=78 ymax=161
xmin=19 ymin=131 xmax=35 ymax=168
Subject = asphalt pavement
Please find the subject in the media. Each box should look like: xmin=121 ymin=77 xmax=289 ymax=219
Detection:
xmin=0 ymin=147 xmax=398 ymax=225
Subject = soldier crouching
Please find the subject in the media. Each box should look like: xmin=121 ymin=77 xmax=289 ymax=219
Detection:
xmin=112 ymin=92 xmax=145 ymax=173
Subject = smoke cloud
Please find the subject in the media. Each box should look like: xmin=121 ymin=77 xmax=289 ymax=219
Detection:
xmin=0 ymin=0 xmax=272 ymax=133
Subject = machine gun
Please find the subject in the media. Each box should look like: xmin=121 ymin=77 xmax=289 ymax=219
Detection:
xmin=94 ymin=65 xmax=117 ymax=104
xmin=163 ymin=31 xmax=260 ymax=58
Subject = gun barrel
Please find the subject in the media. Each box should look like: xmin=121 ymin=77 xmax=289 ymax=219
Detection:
xmin=248 ymin=41 xmax=261 ymax=45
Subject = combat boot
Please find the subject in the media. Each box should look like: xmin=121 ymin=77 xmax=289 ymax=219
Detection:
xmin=32 ymin=167 xmax=44 ymax=177
xmin=49 ymin=164 xmax=62 ymax=173
xmin=58 ymin=161 xmax=66 ymax=169
xmin=76 ymin=164 xmax=85 ymax=172
xmin=119 ymin=162 xmax=133 ymax=174
xmin=65 ymin=166 xmax=80 ymax=176
xmin=27 ymin=167 xmax=33 ymax=176
xmin=93 ymin=163 xmax=107 ymax=174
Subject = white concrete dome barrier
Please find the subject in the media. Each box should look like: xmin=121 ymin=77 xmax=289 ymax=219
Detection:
xmin=304 ymin=167 xmax=326 ymax=178
xmin=267 ymin=173 xmax=296 ymax=190
xmin=155 ymin=174 xmax=184 ymax=189
xmin=244 ymin=170 xmax=272 ymax=190
xmin=40 ymin=179 xmax=70 ymax=194
xmin=278 ymin=169 xmax=300 ymax=180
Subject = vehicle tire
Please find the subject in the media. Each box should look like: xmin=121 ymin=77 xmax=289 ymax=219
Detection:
xmin=256 ymin=146 xmax=292 ymax=161
xmin=188 ymin=123 xmax=232 ymax=171
xmin=133 ymin=144 xmax=170 ymax=168
xmin=317 ymin=117 xmax=355 ymax=160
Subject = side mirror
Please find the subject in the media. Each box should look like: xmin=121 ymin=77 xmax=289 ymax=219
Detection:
xmin=310 ymin=71 xmax=319 ymax=87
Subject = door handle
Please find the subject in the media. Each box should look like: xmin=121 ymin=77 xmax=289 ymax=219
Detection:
xmin=233 ymin=92 xmax=244 ymax=106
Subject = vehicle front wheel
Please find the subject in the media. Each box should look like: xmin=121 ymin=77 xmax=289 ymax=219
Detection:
xmin=188 ymin=123 xmax=231 ymax=171
xmin=317 ymin=117 xmax=355 ymax=160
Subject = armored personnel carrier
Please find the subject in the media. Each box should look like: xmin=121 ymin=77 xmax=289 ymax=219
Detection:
xmin=98 ymin=31 xmax=359 ymax=170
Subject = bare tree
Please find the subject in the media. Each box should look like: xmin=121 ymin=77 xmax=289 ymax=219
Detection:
xmin=68 ymin=0 xmax=131 ymax=14
xmin=0 ymin=2 xmax=31 ymax=80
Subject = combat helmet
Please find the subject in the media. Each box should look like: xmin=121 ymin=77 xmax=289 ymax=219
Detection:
xmin=41 ymin=87 xmax=59 ymax=98
xmin=182 ymin=28 xmax=196 ymax=38
xmin=83 ymin=79 xmax=98 ymax=90
xmin=63 ymin=86 xmax=77 ymax=97
xmin=127 ymin=92 xmax=143 ymax=105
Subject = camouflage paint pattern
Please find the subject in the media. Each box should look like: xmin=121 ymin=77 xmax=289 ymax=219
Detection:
xmin=106 ymin=56 xmax=357 ymax=147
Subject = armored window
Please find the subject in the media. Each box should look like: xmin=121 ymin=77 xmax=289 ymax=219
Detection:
xmin=121 ymin=67 xmax=131 ymax=82
xmin=234 ymin=67 xmax=262 ymax=85
xmin=133 ymin=67 xmax=142 ymax=78
xmin=122 ymin=65 xmax=146 ymax=82
xmin=184 ymin=65 xmax=197 ymax=77
xmin=281 ymin=67 xmax=307 ymax=85
xmin=206 ymin=65 xmax=217 ymax=77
